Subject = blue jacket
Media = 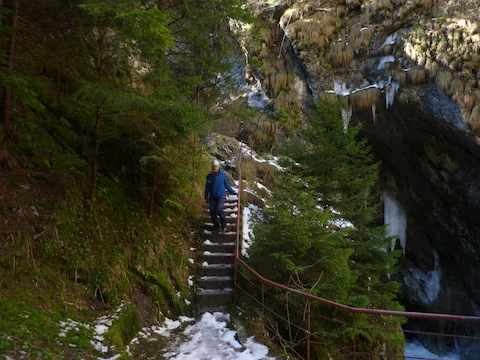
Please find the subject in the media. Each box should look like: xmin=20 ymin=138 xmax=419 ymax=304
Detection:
xmin=205 ymin=170 xmax=233 ymax=199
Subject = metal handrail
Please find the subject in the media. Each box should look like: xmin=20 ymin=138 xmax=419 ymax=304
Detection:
xmin=236 ymin=257 xmax=480 ymax=323
xmin=232 ymin=144 xmax=480 ymax=359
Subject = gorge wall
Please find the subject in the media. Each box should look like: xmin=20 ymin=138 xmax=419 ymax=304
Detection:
xmin=239 ymin=0 xmax=480 ymax=355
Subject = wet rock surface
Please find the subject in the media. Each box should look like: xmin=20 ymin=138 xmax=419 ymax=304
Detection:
xmin=357 ymin=100 xmax=480 ymax=356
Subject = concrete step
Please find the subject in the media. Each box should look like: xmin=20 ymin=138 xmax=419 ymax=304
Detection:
xmin=198 ymin=276 xmax=233 ymax=289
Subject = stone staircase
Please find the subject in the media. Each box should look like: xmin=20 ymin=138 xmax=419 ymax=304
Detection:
xmin=196 ymin=196 xmax=239 ymax=314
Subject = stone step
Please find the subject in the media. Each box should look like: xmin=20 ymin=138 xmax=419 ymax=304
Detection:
xmin=202 ymin=252 xmax=235 ymax=265
xmin=205 ymin=207 xmax=238 ymax=214
xmin=198 ymin=276 xmax=233 ymax=289
xmin=203 ymin=241 xmax=235 ymax=253
xmin=205 ymin=218 xmax=237 ymax=226
xmin=196 ymin=289 xmax=234 ymax=313
xmin=199 ymin=263 xmax=234 ymax=277
xmin=202 ymin=231 xmax=237 ymax=241
xmin=201 ymin=219 xmax=238 ymax=228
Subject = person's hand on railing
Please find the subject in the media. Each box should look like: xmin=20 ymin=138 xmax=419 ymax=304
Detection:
xmin=228 ymin=190 xmax=237 ymax=196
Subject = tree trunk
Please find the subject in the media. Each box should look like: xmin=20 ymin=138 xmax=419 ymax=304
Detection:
xmin=90 ymin=103 xmax=102 ymax=200
xmin=148 ymin=162 xmax=158 ymax=217
xmin=1 ymin=0 xmax=19 ymax=141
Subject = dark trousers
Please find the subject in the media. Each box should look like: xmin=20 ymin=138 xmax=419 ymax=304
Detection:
xmin=209 ymin=197 xmax=226 ymax=229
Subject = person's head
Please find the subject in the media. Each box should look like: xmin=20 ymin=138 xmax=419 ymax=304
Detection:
xmin=211 ymin=159 xmax=220 ymax=173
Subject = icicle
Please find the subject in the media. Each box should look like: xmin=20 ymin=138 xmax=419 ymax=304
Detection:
xmin=385 ymin=77 xmax=399 ymax=109
xmin=425 ymin=251 xmax=442 ymax=303
xmin=382 ymin=191 xmax=407 ymax=255
xmin=372 ymin=104 xmax=376 ymax=124
xmin=341 ymin=106 xmax=352 ymax=132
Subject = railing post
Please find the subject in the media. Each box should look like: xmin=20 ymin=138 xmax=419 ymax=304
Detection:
xmin=353 ymin=313 xmax=357 ymax=360
xmin=307 ymin=299 xmax=311 ymax=360
xmin=262 ymin=282 xmax=265 ymax=326
xmin=233 ymin=257 xmax=237 ymax=306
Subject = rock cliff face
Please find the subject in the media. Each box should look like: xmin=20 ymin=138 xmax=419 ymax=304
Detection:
xmin=241 ymin=0 xmax=480 ymax=355
xmin=359 ymin=101 xmax=480 ymax=356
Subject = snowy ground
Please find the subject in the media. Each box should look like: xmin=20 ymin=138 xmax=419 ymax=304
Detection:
xmin=127 ymin=310 xmax=459 ymax=360
xmin=130 ymin=312 xmax=277 ymax=360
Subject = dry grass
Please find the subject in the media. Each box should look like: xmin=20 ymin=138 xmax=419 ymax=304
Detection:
xmin=284 ymin=7 xmax=339 ymax=49
xmin=276 ymin=89 xmax=303 ymax=110
xmin=449 ymin=76 xmax=464 ymax=95
xmin=394 ymin=71 xmax=408 ymax=86
xmin=288 ymin=20 xmax=330 ymax=47
xmin=425 ymin=58 xmax=440 ymax=76
xmin=461 ymin=84 xmax=475 ymax=110
xmin=330 ymin=41 xmax=354 ymax=67
xmin=349 ymin=24 xmax=373 ymax=53
xmin=258 ymin=118 xmax=278 ymax=138
xmin=435 ymin=0 xmax=480 ymax=17
xmin=363 ymin=0 xmax=393 ymax=13
xmin=468 ymin=105 xmax=480 ymax=131
xmin=270 ymin=72 xmax=289 ymax=96
xmin=407 ymin=66 xmax=427 ymax=84
xmin=350 ymin=87 xmax=381 ymax=108
xmin=438 ymin=53 xmax=452 ymax=67
xmin=435 ymin=70 xmax=453 ymax=92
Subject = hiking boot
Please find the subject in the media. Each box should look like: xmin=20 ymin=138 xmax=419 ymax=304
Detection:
xmin=221 ymin=227 xmax=226 ymax=233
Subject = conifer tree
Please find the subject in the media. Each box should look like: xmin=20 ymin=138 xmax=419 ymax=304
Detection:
xmin=247 ymin=101 xmax=403 ymax=358
xmin=0 ymin=0 xmax=44 ymax=141
xmin=158 ymin=0 xmax=250 ymax=108
xmin=286 ymin=101 xmax=379 ymax=228
xmin=73 ymin=1 xmax=175 ymax=200
xmin=74 ymin=0 xmax=249 ymax=204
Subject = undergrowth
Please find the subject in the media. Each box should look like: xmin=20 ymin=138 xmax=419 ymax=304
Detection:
xmin=0 ymin=115 xmax=207 ymax=358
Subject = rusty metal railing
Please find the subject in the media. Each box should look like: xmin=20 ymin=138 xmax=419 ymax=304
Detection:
xmin=232 ymin=144 xmax=480 ymax=359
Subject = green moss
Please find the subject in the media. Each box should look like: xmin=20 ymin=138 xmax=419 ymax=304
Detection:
xmin=0 ymin=297 xmax=62 ymax=357
xmin=104 ymin=303 xmax=139 ymax=348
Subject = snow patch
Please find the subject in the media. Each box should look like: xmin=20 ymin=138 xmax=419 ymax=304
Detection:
xmin=242 ymin=204 xmax=261 ymax=258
